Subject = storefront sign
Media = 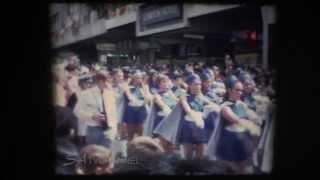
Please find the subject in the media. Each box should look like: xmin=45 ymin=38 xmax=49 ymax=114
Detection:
xmin=96 ymin=43 xmax=116 ymax=51
xmin=140 ymin=4 xmax=182 ymax=28
xmin=137 ymin=4 xmax=185 ymax=34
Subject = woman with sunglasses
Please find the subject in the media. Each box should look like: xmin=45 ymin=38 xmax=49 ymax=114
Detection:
xmin=238 ymin=72 xmax=258 ymax=111
xmin=215 ymin=75 xmax=261 ymax=174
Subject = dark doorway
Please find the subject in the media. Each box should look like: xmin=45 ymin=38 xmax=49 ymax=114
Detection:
xmin=268 ymin=23 xmax=275 ymax=68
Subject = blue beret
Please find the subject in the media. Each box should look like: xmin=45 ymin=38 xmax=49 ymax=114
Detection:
xmin=233 ymin=67 xmax=244 ymax=77
xmin=238 ymin=72 xmax=252 ymax=83
xmin=170 ymin=71 xmax=182 ymax=80
xmin=200 ymin=72 xmax=210 ymax=82
xmin=183 ymin=71 xmax=193 ymax=78
xmin=186 ymin=74 xmax=201 ymax=85
xmin=204 ymin=68 xmax=214 ymax=75
xmin=224 ymin=75 xmax=239 ymax=89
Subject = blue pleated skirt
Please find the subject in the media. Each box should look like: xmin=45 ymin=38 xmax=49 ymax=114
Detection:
xmin=217 ymin=128 xmax=252 ymax=161
xmin=178 ymin=112 xmax=216 ymax=144
xmin=123 ymin=105 xmax=147 ymax=124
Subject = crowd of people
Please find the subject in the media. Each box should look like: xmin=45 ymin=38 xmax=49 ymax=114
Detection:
xmin=52 ymin=52 xmax=276 ymax=175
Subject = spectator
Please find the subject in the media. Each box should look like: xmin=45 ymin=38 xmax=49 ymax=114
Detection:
xmin=53 ymin=59 xmax=79 ymax=175
xmin=74 ymin=72 xmax=118 ymax=148
xmin=75 ymin=145 xmax=113 ymax=175
xmin=113 ymin=136 xmax=173 ymax=175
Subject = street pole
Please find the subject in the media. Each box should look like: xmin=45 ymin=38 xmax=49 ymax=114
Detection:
xmin=261 ymin=6 xmax=276 ymax=69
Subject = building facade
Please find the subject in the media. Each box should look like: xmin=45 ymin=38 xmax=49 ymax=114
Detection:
xmin=50 ymin=3 xmax=276 ymax=68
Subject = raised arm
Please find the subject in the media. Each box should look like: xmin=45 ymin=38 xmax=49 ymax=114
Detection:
xmin=141 ymin=84 xmax=153 ymax=103
xmin=154 ymin=94 xmax=169 ymax=111
xmin=122 ymin=83 xmax=137 ymax=102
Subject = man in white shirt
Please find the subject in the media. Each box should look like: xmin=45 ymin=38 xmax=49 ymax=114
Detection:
xmin=74 ymin=72 xmax=118 ymax=148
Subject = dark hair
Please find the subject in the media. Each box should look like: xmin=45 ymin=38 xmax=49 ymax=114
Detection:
xmin=223 ymin=75 xmax=240 ymax=101
xmin=95 ymin=73 xmax=107 ymax=82
xmin=65 ymin=64 xmax=77 ymax=72
xmin=127 ymin=136 xmax=164 ymax=158
xmin=77 ymin=145 xmax=112 ymax=175
xmin=224 ymin=75 xmax=239 ymax=89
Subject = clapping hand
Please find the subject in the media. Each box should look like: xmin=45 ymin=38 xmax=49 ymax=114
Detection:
xmin=188 ymin=111 xmax=205 ymax=129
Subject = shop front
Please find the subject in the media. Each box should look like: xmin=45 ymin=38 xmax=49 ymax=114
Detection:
xmin=135 ymin=3 xmax=264 ymax=67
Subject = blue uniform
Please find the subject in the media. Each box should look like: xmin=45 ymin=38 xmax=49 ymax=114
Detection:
xmin=171 ymin=86 xmax=186 ymax=98
xmin=216 ymin=100 xmax=253 ymax=161
xmin=179 ymin=94 xmax=217 ymax=144
xmin=153 ymin=91 xmax=178 ymax=130
xmin=203 ymin=88 xmax=222 ymax=104
xmin=123 ymin=86 xmax=148 ymax=124
xmin=242 ymin=92 xmax=257 ymax=111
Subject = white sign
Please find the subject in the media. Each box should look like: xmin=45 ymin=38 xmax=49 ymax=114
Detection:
xmin=97 ymin=43 xmax=116 ymax=51
xmin=183 ymin=34 xmax=205 ymax=40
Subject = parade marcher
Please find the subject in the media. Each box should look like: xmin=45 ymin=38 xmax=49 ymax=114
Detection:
xmin=111 ymin=68 xmax=128 ymax=158
xmin=208 ymin=69 xmax=226 ymax=104
xmin=154 ymin=74 xmax=220 ymax=160
xmin=177 ymin=74 xmax=220 ymax=159
xmin=200 ymin=72 xmax=222 ymax=104
xmin=239 ymin=72 xmax=274 ymax=173
xmin=122 ymin=70 xmax=153 ymax=141
xmin=111 ymin=69 xmax=126 ymax=130
xmin=212 ymin=65 xmax=223 ymax=82
xmin=238 ymin=71 xmax=271 ymax=124
xmin=170 ymin=72 xmax=187 ymax=98
xmin=207 ymin=75 xmax=261 ymax=174
xmin=122 ymin=66 xmax=132 ymax=84
xmin=52 ymin=53 xmax=275 ymax=175
xmin=149 ymin=74 xmax=178 ymax=132
xmin=74 ymin=72 xmax=118 ymax=148
xmin=144 ymin=74 xmax=179 ymax=152
xmin=238 ymin=72 xmax=258 ymax=111
xmin=224 ymin=54 xmax=234 ymax=76
xmin=148 ymin=70 xmax=159 ymax=94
